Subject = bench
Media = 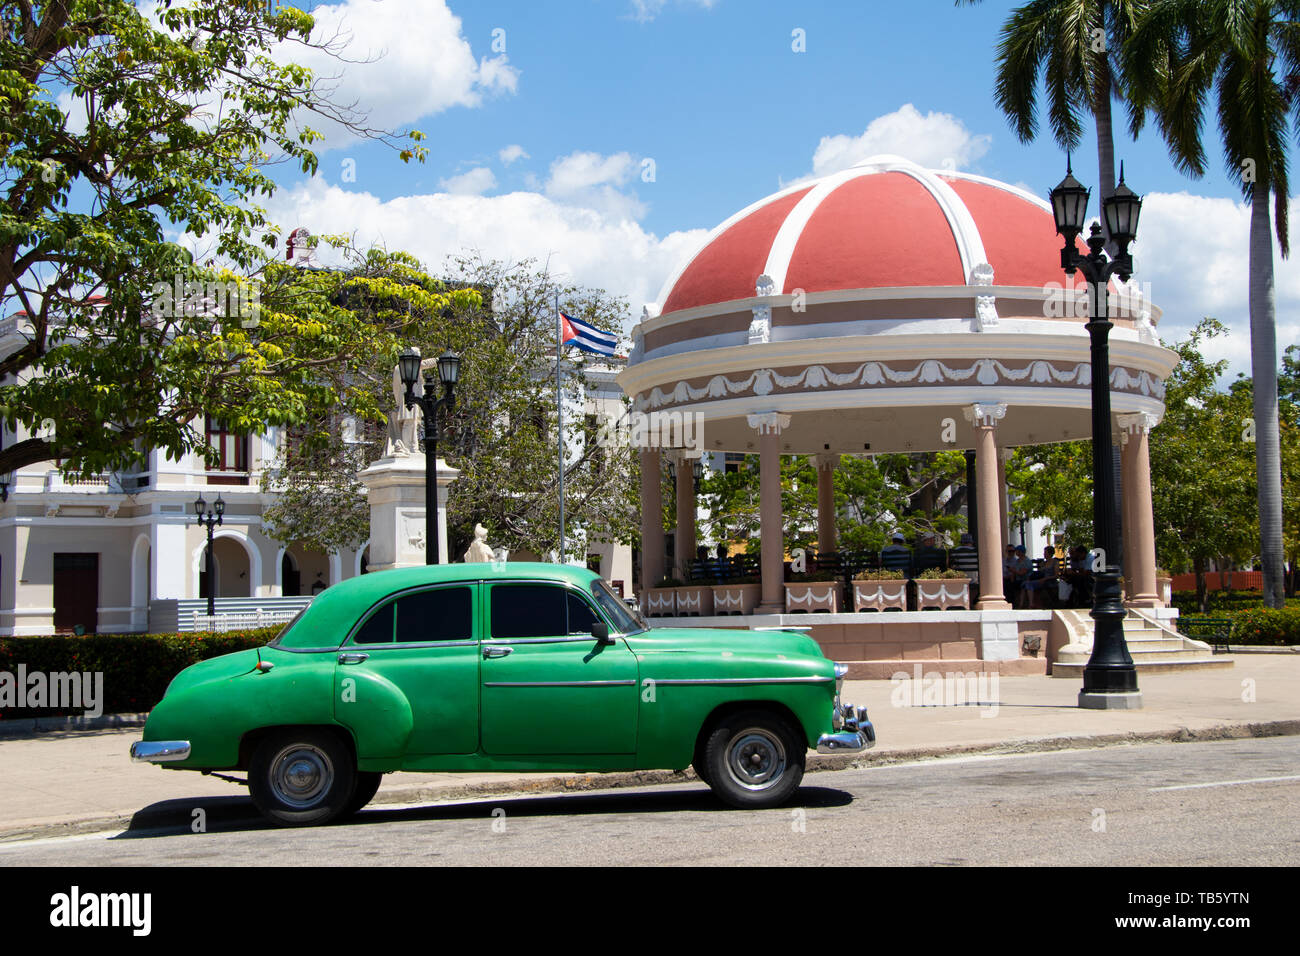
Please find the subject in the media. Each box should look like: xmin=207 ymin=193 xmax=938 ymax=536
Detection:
xmin=1179 ymin=617 xmax=1234 ymax=654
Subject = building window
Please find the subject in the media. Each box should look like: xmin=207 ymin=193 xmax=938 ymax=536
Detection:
xmin=205 ymin=415 xmax=249 ymax=484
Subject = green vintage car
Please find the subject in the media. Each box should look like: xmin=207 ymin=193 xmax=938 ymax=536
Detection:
xmin=131 ymin=563 xmax=874 ymax=825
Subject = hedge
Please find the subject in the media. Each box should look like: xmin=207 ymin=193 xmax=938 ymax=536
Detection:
xmin=1172 ymin=589 xmax=1300 ymax=615
xmin=0 ymin=628 xmax=281 ymax=719
xmin=1178 ymin=607 xmax=1300 ymax=646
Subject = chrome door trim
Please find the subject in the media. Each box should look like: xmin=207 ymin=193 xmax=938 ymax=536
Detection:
xmin=650 ymin=676 xmax=834 ymax=686
xmin=481 ymin=635 xmax=602 ymax=646
xmin=351 ymin=639 xmax=479 ymax=651
xmin=337 ymin=652 xmax=370 ymax=665
xmin=482 ymin=679 xmax=638 ymax=688
xmin=483 ymin=646 xmax=513 ymax=659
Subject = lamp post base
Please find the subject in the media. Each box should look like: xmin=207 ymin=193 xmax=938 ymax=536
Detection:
xmin=1078 ymin=690 xmax=1144 ymax=710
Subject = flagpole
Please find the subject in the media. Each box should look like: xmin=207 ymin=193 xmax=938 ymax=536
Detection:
xmin=556 ymin=292 xmax=565 ymax=564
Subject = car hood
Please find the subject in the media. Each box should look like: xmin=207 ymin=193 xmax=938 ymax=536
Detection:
xmin=162 ymin=647 xmax=262 ymax=700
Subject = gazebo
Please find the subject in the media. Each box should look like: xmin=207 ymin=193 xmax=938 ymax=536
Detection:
xmin=618 ymin=155 xmax=1182 ymax=675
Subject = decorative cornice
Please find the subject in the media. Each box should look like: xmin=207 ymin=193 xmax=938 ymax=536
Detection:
xmin=632 ymin=358 xmax=1167 ymax=412
xmin=814 ymin=452 xmax=839 ymax=470
xmin=963 ymin=402 xmax=1008 ymax=429
xmin=747 ymin=412 xmax=791 ymax=436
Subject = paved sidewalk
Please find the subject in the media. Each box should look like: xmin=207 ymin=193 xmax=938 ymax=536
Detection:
xmin=2 ymin=655 xmax=1297 ymax=842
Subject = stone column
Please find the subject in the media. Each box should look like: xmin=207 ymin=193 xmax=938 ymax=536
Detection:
xmin=815 ymin=452 xmax=838 ymax=554
xmin=1118 ymin=412 xmax=1161 ymax=606
xmin=749 ymin=412 xmax=791 ymax=613
xmin=639 ymin=448 xmax=666 ymax=604
xmin=674 ymin=450 xmax=699 ymax=579
xmin=1118 ymin=432 xmax=1136 ymax=598
xmin=964 ymin=403 xmax=1010 ymax=610
xmin=997 ymin=447 xmax=1010 ymax=550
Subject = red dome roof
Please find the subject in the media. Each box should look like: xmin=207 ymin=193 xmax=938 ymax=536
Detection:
xmin=657 ymin=157 xmax=1086 ymax=315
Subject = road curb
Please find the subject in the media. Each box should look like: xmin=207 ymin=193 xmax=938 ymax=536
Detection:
xmin=0 ymin=714 xmax=149 ymax=738
xmin=4 ymin=717 xmax=1298 ymax=845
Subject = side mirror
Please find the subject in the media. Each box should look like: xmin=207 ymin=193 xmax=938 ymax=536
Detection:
xmin=591 ymin=622 xmax=614 ymax=645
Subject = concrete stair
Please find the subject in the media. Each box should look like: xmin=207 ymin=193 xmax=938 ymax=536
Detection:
xmin=1050 ymin=609 xmax=1233 ymax=677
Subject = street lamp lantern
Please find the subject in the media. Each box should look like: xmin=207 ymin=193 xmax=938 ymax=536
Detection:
xmin=398 ymin=348 xmax=423 ymax=395
xmin=400 ymin=344 xmax=461 ymax=565
xmin=437 ymin=350 xmax=461 ymax=388
xmin=1102 ymin=164 xmax=1142 ymax=254
xmin=213 ymin=494 xmax=225 ymax=518
xmin=0 ymin=471 xmax=11 ymax=502
xmin=1049 ymin=157 xmax=1090 ymax=244
xmin=692 ymin=458 xmax=705 ymax=483
xmin=1050 ymin=158 xmax=1144 ymax=710
xmin=194 ymin=493 xmax=206 ymax=517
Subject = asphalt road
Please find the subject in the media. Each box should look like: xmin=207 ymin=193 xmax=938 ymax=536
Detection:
xmin=2 ymin=737 xmax=1297 ymax=866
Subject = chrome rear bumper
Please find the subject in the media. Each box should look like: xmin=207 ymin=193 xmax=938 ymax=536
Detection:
xmin=130 ymin=740 xmax=191 ymax=763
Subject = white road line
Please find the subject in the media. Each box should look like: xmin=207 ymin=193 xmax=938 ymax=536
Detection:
xmin=1150 ymin=774 xmax=1300 ymax=792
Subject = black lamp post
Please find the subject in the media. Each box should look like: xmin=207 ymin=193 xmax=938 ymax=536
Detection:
xmin=1050 ymin=158 xmax=1144 ymax=709
xmin=0 ymin=471 xmax=11 ymax=502
xmin=398 ymin=347 xmax=461 ymax=566
xmin=194 ymin=493 xmax=225 ymax=618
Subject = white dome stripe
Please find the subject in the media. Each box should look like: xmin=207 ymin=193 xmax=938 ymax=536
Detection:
xmin=761 ymin=166 xmax=872 ymax=295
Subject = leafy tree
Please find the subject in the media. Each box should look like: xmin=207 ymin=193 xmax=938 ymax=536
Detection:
xmin=0 ymin=0 xmax=430 ymax=479
xmin=1125 ymin=0 xmax=1300 ymax=607
xmin=957 ymin=0 xmax=1150 ymax=252
xmin=262 ymin=255 xmax=639 ymax=564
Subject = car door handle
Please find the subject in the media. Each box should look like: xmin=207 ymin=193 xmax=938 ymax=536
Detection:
xmin=483 ymin=646 xmax=512 ymax=659
xmin=338 ymin=652 xmax=369 ymax=665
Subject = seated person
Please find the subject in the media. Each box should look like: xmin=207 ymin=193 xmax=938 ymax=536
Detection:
xmin=1060 ymin=545 xmax=1095 ymax=607
xmin=1020 ymin=545 xmax=1060 ymax=608
xmin=1003 ymin=544 xmax=1024 ymax=603
xmin=880 ymin=532 xmax=912 ymax=572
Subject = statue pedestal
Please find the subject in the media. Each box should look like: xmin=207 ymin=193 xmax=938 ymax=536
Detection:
xmin=360 ymin=453 xmax=461 ymax=571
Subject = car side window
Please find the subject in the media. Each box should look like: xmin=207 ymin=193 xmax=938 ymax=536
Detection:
xmin=353 ymin=586 xmax=473 ymax=645
xmin=566 ymin=591 xmax=599 ymax=635
xmin=491 ymin=584 xmax=566 ymax=638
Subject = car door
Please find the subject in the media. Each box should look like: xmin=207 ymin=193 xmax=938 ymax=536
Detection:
xmin=333 ymin=582 xmax=480 ymax=756
xmin=480 ymin=581 xmax=639 ymax=755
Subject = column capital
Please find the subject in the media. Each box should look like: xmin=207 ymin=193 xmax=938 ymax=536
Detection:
xmin=962 ymin=402 xmax=1008 ymax=429
xmin=813 ymin=452 xmax=839 ymax=470
xmin=747 ymin=411 xmax=791 ymax=436
xmin=668 ymin=447 xmax=703 ymax=464
xmin=1116 ymin=411 xmax=1161 ymax=435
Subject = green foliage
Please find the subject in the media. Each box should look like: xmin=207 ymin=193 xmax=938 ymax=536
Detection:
xmin=0 ymin=0 xmax=433 ymax=479
xmin=1178 ymin=606 xmax=1300 ymax=646
xmin=0 ymin=628 xmax=280 ymax=717
xmin=854 ymin=568 xmax=906 ymax=581
xmin=654 ymin=577 xmax=683 ymax=589
xmin=917 ymin=568 xmax=970 ymax=579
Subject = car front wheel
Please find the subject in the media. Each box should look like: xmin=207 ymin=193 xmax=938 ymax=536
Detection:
xmin=702 ymin=709 xmax=806 ymax=809
xmin=249 ymin=729 xmax=356 ymax=827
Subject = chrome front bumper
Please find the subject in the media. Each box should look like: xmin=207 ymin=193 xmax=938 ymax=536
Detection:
xmin=817 ymin=703 xmax=876 ymax=754
xmin=130 ymin=740 xmax=191 ymax=763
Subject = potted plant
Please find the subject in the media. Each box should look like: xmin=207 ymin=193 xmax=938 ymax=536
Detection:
xmin=852 ymin=568 xmax=907 ymax=612
xmin=645 ymin=576 xmax=682 ymax=617
xmin=712 ymin=574 xmax=761 ymax=615
xmin=1155 ymin=568 xmax=1173 ymax=605
xmin=914 ymin=568 xmax=972 ymax=610
xmin=785 ymin=569 xmax=841 ymax=613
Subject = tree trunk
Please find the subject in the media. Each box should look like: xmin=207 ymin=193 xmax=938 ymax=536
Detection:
xmin=1193 ymin=554 xmax=1208 ymax=613
xmin=1091 ymin=28 xmax=1118 ymax=257
xmin=1248 ymin=184 xmax=1286 ymax=608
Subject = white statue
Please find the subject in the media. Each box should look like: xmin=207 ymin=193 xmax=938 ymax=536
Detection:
xmin=385 ymin=362 xmax=423 ymax=457
xmin=464 ymin=523 xmax=495 ymax=563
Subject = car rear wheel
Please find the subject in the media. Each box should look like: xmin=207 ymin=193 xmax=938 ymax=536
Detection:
xmin=702 ymin=709 xmax=805 ymax=809
xmin=249 ymin=729 xmax=356 ymax=827
xmin=345 ymin=771 xmax=384 ymax=817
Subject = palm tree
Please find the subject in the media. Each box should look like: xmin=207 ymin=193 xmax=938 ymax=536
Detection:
xmin=1126 ymin=0 xmax=1300 ymax=608
xmin=958 ymin=1 xmax=1150 ymax=251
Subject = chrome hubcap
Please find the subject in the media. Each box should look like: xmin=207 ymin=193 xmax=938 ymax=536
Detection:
xmin=269 ymin=744 xmax=334 ymax=809
xmin=725 ymin=728 xmax=786 ymax=791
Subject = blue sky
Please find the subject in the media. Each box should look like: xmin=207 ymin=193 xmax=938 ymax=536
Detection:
xmin=236 ymin=0 xmax=1298 ymax=377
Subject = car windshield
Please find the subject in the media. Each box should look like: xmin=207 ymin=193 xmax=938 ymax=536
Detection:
xmin=590 ymin=579 xmax=647 ymax=634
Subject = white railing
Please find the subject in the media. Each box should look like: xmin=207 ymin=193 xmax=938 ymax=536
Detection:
xmin=189 ymin=607 xmax=304 ymax=633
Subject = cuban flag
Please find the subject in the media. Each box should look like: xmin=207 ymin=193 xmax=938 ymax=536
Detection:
xmin=560 ymin=312 xmax=618 ymax=356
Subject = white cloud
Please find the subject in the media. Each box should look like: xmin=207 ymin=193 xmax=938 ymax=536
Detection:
xmin=808 ymin=104 xmax=993 ymax=177
xmin=628 ymin=0 xmax=720 ymax=23
xmin=499 ymin=144 xmax=529 ymax=165
xmin=544 ymin=151 xmax=646 ymax=221
xmin=1131 ymin=190 xmax=1300 ymax=379
xmin=263 ymin=178 xmax=707 ymax=335
xmin=438 ymin=167 xmax=497 ymax=195
xmin=276 ymin=0 xmax=518 ymax=152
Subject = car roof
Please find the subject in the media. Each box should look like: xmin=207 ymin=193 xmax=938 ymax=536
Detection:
xmin=275 ymin=562 xmax=602 ymax=648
